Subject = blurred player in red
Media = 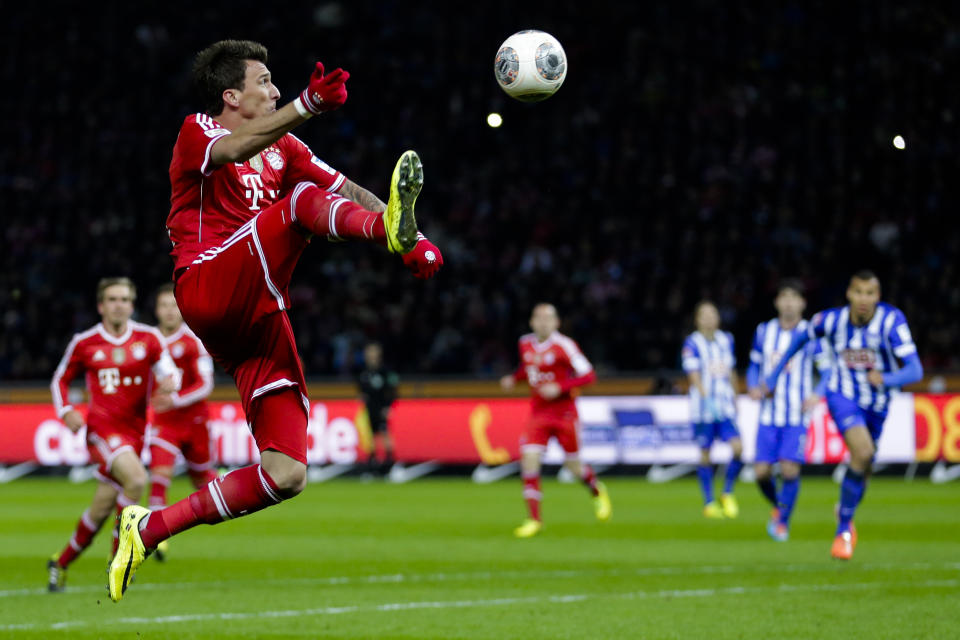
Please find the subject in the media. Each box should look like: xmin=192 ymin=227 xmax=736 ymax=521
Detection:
xmin=147 ymin=283 xmax=218 ymax=561
xmin=48 ymin=278 xmax=179 ymax=592
xmin=500 ymin=303 xmax=611 ymax=538
xmin=109 ymin=40 xmax=442 ymax=600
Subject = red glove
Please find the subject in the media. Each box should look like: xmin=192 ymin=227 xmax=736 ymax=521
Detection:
xmin=402 ymin=232 xmax=443 ymax=280
xmin=296 ymin=62 xmax=349 ymax=115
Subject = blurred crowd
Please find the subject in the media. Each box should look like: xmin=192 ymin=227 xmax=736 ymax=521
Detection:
xmin=1 ymin=1 xmax=958 ymax=381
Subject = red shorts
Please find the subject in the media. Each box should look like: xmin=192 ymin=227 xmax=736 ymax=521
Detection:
xmin=174 ymin=195 xmax=311 ymax=463
xmin=149 ymin=404 xmax=214 ymax=471
xmin=519 ymin=413 xmax=581 ymax=454
xmin=87 ymin=427 xmax=143 ymax=489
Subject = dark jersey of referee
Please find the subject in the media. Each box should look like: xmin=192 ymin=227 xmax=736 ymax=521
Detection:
xmin=357 ymin=368 xmax=399 ymax=432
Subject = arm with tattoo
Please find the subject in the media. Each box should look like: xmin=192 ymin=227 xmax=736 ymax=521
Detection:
xmin=337 ymin=178 xmax=386 ymax=212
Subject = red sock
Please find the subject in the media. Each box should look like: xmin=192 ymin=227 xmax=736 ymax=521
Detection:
xmin=57 ymin=509 xmax=103 ymax=568
xmin=149 ymin=473 xmax=170 ymax=509
xmin=581 ymin=464 xmax=600 ymax=497
xmin=140 ymin=464 xmax=282 ymax=549
xmin=292 ymin=184 xmax=386 ymax=245
xmin=523 ymin=474 xmax=542 ymax=522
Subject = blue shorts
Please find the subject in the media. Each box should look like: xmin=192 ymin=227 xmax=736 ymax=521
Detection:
xmin=694 ymin=419 xmax=740 ymax=450
xmin=755 ymin=424 xmax=807 ymax=464
xmin=826 ymin=392 xmax=887 ymax=442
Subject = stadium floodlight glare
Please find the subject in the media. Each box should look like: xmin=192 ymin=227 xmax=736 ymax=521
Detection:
xmin=487 ymin=112 xmax=503 ymax=128
xmin=893 ymin=135 xmax=906 ymax=149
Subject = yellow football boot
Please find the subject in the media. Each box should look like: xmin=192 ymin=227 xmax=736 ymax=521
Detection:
xmin=108 ymin=505 xmax=150 ymax=602
xmin=383 ymin=150 xmax=422 ymax=254
xmin=719 ymin=493 xmax=739 ymax=519
xmin=703 ymin=501 xmax=724 ymax=519
xmin=594 ymin=482 xmax=612 ymax=522
xmin=513 ymin=518 xmax=543 ymax=538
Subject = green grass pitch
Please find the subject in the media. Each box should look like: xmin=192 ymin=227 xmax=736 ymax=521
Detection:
xmin=0 ymin=474 xmax=957 ymax=639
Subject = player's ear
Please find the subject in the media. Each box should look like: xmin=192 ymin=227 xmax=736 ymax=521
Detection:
xmin=223 ymin=89 xmax=240 ymax=109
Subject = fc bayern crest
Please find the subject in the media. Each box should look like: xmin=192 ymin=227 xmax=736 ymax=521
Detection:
xmin=172 ymin=343 xmax=185 ymax=358
xmin=544 ymin=352 xmax=556 ymax=365
xmin=265 ymin=150 xmax=284 ymax=170
xmin=131 ymin=342 xmax=147 ymax=360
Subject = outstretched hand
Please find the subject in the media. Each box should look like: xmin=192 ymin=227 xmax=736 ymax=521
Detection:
xmin=402 ymin=233 xmax=443 ymax=279
xmin=299 ymin=62 xmax=350 ymax=114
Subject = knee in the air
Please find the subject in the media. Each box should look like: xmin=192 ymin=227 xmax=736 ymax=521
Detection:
xmin=269 ymin=464 xmax=307 ymax=499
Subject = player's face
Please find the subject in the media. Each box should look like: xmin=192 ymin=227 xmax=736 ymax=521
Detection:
xmin=155 ymin=291 xmax=182 ymax=332
xmin=234 ymin=61 xmax=280 ymax=119
xmin=775 ymin=288 xmax=805 ymax=320
xmin=847 ymin=277 xmax=881 ymax=322
xmin=97 ymin=285 xmax=134 ymax=327
xmin=530 ymin=305 xmax=559 ymax=339
xmin=695 ymin=304 xmax=719 ymax=333
xmin=364 ymin=344 xmax=382 ymax=368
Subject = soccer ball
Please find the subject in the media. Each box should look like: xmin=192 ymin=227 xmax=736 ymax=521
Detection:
xmin=494 ymin=30 xmax=567 ymax=102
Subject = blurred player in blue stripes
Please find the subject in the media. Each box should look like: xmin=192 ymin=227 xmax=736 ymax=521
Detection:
xmin=765 ymin=270 xmax=923 ymax=559
xmin=682 ymin=301 xmax=744 ymax=519
xmin=747 ymin=280 xmax=829 ymax=541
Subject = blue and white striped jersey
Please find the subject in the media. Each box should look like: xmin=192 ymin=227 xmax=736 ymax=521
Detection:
xmin=682 ymin=331 xmax=737 ymax=423
xmin=809 ymin=302 xmax=917 ymax=413
xmin=750 ymin=319 xmax=826 ymax=428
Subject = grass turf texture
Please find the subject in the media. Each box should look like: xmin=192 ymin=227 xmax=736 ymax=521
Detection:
xmin=0 ymin=475 xmax=957 ymax=639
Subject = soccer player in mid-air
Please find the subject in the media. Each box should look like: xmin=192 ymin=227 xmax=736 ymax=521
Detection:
xmin=501 ymin=303 xmax=611 ymax=538
xmin=746 ymin=280 xmax=828 ymax=541
xmin=682 ymin=301 xmax=744 ymax=519
xmin=108 ymin=40 xmax=443 ymax=601
xmin=48 ymin=278 xmax=179 ymax=592
xmin=764 ymin=270 xmax=922 ymax=559
xmin=147 ymin=283 xmax=218 ymax=561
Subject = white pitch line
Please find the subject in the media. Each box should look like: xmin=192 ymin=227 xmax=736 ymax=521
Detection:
xmin=2 ymin=560 xmax=958 ymax=599
xmin=2 ymin=578 xmax=957 ymax=632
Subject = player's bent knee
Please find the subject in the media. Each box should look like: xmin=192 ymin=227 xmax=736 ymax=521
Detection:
xmin=261 ymin=456 xmax=307 ymax=498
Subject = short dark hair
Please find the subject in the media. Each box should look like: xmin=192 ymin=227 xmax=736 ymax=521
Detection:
xmin=155 ymin=282 xmax=175 ymax=297
xmin=97 ymin=277 xmax=136 ymax=303
xmin=193 ymin=40 xmax=268 ymax=115
xmin=851 ymin=269 xmax=879 ymax=284
xmin=776 ymin=278 xmax=805 ymax=297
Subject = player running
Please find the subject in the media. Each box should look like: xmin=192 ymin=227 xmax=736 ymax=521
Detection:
xmin=147 ymin=283 xmax=218 ymax=561
xmin=682 ymin=301 xmax=744 ymax=519
xmin=501 ymin=303 xmax=611 ymax=538
xmin=764 ymin=270 xmax=923 ymax=559
xmin=48 ymin=278 xmax=179 ymax=592
xmin=746 ymin=281 xmax=828 ymax=541
xmin=108 ymin=40 xmax=442 ymax=601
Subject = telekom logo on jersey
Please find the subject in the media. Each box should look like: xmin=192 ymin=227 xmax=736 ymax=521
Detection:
xmin=239 ymin=173 xmax=278 ymax=211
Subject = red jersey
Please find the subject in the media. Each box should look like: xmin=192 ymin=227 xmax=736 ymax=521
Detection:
xmin=513 ymin=332 xmax=596 ymax=418
xmin=166 ymin=113 xmax=346 ymax=271
xmin=51 ymin=322 xmax=179 ymax=434
xmin=155 ymin=324 xmax=214 ymax=421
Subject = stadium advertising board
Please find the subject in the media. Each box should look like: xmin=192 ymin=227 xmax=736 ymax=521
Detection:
xmin=1 ymin=393 xmax=953 ymax=467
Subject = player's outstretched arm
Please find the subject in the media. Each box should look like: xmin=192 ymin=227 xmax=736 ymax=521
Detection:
xmin=211 ymin=62 xmax=349 ymax=166
xmin=336 ymin=178 xmax=387 ymax=213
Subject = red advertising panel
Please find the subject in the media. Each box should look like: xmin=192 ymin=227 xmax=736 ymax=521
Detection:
xmin=0 ymin=394 xmax=936 ymax=466
xmin=0 ymin=399 xmax=532 ymax=467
